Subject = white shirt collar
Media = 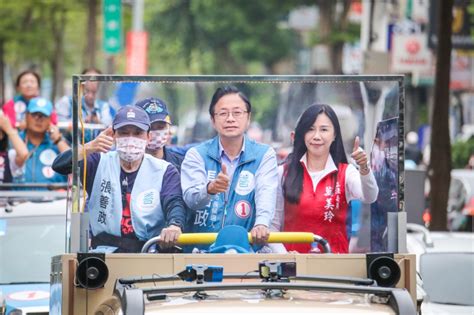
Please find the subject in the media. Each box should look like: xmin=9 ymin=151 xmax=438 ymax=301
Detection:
xmin=219 ymin=138 xmax=245 ymax=159
xmin=300 ymin=153 xmax=337 ymax=175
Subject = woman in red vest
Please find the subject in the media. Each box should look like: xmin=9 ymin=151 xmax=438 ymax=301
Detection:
xmin=272 ymin=104 xmax=378 ymax=253
xmin=2 ymin=70 xmax=57 ymax=129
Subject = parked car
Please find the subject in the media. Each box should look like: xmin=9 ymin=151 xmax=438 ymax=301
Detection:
xmin=407 ymin=223 xmax=474 ymax=314
xmin=448 ymin=169 xmax=474 ymax=231
xmin=406 ymin=169 xmax=474 ymax=231
xmin=0 ymin=192 xmax=67 ymax=315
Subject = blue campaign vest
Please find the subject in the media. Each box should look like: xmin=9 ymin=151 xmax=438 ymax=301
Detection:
xmin=15 ymin=132 xmax=66 ymax=184
xmin=68 ymin=96 xmax=110 ymax=142
xmin=13 ymin=95 xmax=28 ymax=122
xmin=88 ymin=152 xmax=169 ymax=241
xmin=191 ymin=136 xmax=268 ymax=233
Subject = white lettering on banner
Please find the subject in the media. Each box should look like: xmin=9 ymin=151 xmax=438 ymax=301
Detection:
xmin=234 ymin=200 xmax=251 ymax=219
xmin=210 ymin=200 xmax=219 ymax=222
xmin=207 ymin=170 xmax=216 ymax=181
xmin=324 ymin=210 xmax=335 ymax=222
xmin=324 ymin=186 xmax=333 ymax=196
xmin=324 ymin=198 xmax=334 ymax=211
xmin=194 ymin=210 xmax=209 ymax=227
xmin=235 ymin=170 xmax=255 ymax=196
xmin=335 ymin=194 xmax=341 ymax=210
xmin=137 ymin=189 xmax=159 ymax=210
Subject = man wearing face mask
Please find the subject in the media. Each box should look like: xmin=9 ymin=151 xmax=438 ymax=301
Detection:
xmin=52 ymin=105 xmax=186 ymax=253
xmin=135 ymin=97 xmax=184 ymax=173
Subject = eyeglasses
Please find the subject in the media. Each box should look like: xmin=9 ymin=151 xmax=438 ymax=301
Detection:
xmin=30 ymin=112 xmax=48 ymax=120
xmin=214 ymin=110 xmax=248 ymax=120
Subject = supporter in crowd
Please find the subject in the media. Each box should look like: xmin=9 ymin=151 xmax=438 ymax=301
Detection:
xmin=0 ymin=114 xmax=28 ymax=184
xmin=2 ymin=70 xmax=58 ymax=129
xmin=10 ymin=97 xmax=69 ymax=184
xmin=55 ymin=68 xmax=112 ymax=143
xmin=135 ymin=97 xmax=184 ymax=172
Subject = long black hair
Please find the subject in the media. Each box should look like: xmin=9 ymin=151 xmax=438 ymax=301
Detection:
xmin=0 ymin=133 xmax=8 ymax=152
xmin=283 ymin=104 xmax=347 ymax=204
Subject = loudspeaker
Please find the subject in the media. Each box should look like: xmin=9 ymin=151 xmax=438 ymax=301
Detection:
xmin=366 ymin=253 xmax=401 ymax=287
xmin=76 ymin=253 xmax=109 ymax=289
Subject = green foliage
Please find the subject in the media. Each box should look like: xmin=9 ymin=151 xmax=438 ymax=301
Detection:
xmin=310 ymin=22 xmax=360 ymax=46
xmin=248 ymin=84 xmax=278 ymax=130
xmin=452 ymin=137 xmax=474 ymax=169
xmin=1 ymin=0 xmax=85 ymax=82
xmin=145 ymin=0 xmax=298 ymax=74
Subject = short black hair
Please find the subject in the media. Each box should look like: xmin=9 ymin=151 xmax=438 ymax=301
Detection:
xmin=15 ymin=70 xmax=41 ymax=88
xmin=208 ymin=85 xmax=251 ymax=116
xmin=81 ymin=67 xmax=102 ymax=75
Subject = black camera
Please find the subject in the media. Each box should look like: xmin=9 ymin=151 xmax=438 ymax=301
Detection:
xmin=258 ymin=261 xmax=296 ymax=281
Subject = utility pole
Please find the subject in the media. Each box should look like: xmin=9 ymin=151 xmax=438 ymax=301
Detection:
xmin=429 ymin=0 xmax=453 ymax=231
xmin=132 ymin=0 xmax=144 ymax=31
xmin=126 ymin=0 xmax=147 ymax=75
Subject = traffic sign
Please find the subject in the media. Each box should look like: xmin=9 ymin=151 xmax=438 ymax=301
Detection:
xmin=103 ymin=0 xmax=122 ymax=54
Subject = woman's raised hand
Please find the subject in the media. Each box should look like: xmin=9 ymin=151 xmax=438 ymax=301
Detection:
xmin=351 ymin=136 xmax=369 ymax=175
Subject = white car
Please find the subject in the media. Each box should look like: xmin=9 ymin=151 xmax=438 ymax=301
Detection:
xmin=0 ymin=192 xmax=67 ymax=315
xmin=407 ymin=224 xmax=474 ymax=314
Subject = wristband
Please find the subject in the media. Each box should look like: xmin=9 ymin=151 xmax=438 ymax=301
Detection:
xmin=360 ymin=164 xmax=369 ymax=173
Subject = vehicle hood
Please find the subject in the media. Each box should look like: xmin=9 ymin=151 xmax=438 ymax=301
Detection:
xmin=0 ymin=283 xmax=49 ymax=313
xmin=422 ymin=301 xmax=474 ymax=315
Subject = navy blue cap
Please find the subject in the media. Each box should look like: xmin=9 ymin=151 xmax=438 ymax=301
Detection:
xmin=113 ymin=105 xmax=150 ymax=131
xmin=135 ymin=97 xmax=171 ymax=124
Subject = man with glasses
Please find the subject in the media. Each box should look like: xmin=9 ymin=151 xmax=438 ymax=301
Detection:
xmin=10 ymin=97 xmax=69 ymax=184
xmin=181 ymin=85 xmax=278 ymax=250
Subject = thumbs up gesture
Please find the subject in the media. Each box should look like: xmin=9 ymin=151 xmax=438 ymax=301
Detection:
xmin=86 ymin=126 xmax=114 ymax=154
xmin=207 ymin=163 xmax=230 ymax=195
xmin=351 ymin=136 xmax=369 ymax=175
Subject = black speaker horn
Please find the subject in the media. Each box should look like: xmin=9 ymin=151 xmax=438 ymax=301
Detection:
xmin=366 ymin=253 xmax=401 ymax=288
xmin=76 ymin=253 xmax=109 ymax=289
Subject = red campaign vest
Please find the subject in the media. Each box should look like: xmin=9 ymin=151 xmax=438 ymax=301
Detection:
xmin=283 ymin=163 xmax=349 ymax=253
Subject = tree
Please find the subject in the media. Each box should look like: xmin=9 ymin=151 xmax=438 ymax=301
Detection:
xmin=50 ymin=3 xmax=68 ymax=101
xmin=145 ymin=0 xmax=302 ymax=131
xmin=0 ymin=1 xmax=88 ymax=101
xmin=146 ymin=0 xmax=298 ymax=74
xmin=312 ymin=0 xmax=356 ymax=74
xmin=84 ymin=0 xmax=99 ymax=69
xmin=0 ymin=1 xmax=32 ymax=103
xmin=428 ymin=0 xmax=453 ymax=231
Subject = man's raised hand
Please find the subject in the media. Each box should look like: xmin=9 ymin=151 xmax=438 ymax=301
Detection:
xmin=207 ymin=163 xmax=230 ymax=195
xmin=87 ymin=126 xmax=114 ymax=154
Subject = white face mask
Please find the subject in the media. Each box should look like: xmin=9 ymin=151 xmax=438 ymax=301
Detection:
xmin=148 ymin=129 xmax=169 ymax=150
xmin=116 ymin=137 xmax=147 ymax=162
